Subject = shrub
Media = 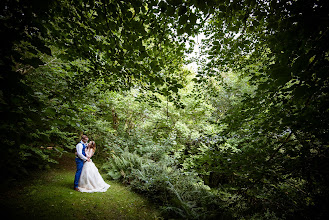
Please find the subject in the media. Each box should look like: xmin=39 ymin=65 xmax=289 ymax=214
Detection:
xmin=102 ymin=144 xmax=226 ymax=219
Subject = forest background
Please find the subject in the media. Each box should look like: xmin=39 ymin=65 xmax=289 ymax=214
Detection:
xmin=1 ymin=0 xmax=328 ymax=219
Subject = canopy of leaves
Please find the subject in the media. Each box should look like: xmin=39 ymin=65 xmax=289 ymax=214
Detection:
xmin=1 ymin=0 xmax=328 ymax=219
xmin=0 ymin=0 xmax=200 ymax=174
xmin=193 ymin=0 xmax=329 ymax=218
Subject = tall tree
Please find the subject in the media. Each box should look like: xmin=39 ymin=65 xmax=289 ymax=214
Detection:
xmin=195 ymin=0 xmax=329 ymax=218
xmin=0 ymin=0 xmax=201 ymax=177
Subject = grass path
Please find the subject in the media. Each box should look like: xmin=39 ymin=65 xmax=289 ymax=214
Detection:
xmin=1 ymin=153 xmax=162 ymax=220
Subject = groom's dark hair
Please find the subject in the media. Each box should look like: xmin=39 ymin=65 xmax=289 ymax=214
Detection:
xmin=81 ymin=135 xmax=88 ymax=140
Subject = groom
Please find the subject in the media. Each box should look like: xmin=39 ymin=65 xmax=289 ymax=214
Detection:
xmin=74 ymin=135 xmax=90 ymax=191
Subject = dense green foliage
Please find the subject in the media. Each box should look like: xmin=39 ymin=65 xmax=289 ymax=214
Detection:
xmin=1 ymin=0 xmax=328 ymax=219
xmin=196 ymin=0 xmax=329 ymax=219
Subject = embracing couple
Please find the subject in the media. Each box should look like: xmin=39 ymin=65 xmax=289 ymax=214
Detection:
xmin=73 ymin=135 xmax=110 ymax=193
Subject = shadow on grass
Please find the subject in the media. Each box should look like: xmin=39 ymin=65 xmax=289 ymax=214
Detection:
xmin=1 ymin=154 xmax=162 ymax=220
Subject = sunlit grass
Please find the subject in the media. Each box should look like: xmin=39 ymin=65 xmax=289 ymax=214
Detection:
xmin=2 ymin=154 xmax=162 ymax=220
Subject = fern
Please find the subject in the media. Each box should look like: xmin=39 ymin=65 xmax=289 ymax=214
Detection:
xmin=103 ymin=149 xmax=151 ymax=182
xmin=107 ymin=170 xmax=121 ymax=180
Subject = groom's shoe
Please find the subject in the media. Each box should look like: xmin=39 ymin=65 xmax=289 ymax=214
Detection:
xmin=74 ymin=187 xmax=80 ymax=192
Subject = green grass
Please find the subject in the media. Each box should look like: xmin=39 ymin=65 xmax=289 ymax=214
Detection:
xmin=1 ymin=153 xmax=162 ymax=220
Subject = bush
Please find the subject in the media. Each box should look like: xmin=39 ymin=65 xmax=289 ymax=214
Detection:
xmin=102 ymin=142 xmax=226 ymax=219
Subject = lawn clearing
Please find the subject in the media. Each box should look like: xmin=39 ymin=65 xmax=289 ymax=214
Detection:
xmin=1 ymin=153 xmax=162 ymax=220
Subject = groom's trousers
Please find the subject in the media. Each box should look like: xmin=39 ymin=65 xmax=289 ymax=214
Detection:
xmin=74 ymin=158 xmax=84 ymax=188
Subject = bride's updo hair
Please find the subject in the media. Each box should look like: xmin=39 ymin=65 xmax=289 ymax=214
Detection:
xmin=88 ymin=141 xmax=96 ymax=152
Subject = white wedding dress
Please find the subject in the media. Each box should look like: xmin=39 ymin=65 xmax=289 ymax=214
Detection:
xmin=78 ymin=148 xmax=110 ymax=193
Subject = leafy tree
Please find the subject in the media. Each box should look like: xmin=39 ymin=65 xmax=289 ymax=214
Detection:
xmin=0 ymin=0 xmax=200 ymax=177
xmin=194 ymin=0 xmax=329 ymax=218
xmin=2 ymin=0 xmax=328 ymax=218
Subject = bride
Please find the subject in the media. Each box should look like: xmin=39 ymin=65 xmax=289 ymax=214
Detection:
xmin=78 ymin=141 xmax=110 ymax=193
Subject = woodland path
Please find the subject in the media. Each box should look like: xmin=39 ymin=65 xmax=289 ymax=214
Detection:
xmin=1 ymin=153 xmax=161 ymax=220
